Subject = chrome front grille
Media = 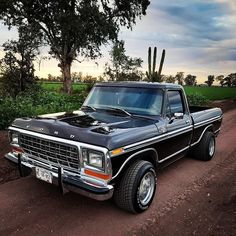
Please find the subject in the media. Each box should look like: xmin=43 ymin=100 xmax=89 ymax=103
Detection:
xmin=20 ymin=134 xmax=79 ymax=172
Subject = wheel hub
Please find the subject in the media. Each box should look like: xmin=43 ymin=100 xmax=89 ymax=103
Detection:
xmin=138 ymin=171 xmax=155 ymax=205
xmin=209 ymin=138 xmax=215 ymax=156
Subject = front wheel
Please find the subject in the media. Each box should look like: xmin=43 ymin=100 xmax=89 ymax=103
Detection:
xmin=114 ymin=160 xmax=157 ymax=213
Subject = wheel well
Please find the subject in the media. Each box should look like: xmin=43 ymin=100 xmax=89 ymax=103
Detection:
xmin=112 ymin=149 xmax=158 ymax=183
xmin=206 ymin=126 xmax=213 ymax=133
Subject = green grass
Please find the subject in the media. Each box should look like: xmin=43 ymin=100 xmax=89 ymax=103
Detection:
xmin=40 ymin=82 xmax=88 ymax=92
xmin=184 ymin=86 xmax=236 ymax=100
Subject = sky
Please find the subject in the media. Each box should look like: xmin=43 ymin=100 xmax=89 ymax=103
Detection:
xmin=0 ymin=0 xmax=236 ymax=84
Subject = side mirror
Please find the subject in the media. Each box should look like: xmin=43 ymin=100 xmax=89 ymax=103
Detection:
xmin=168 ymin=112 xmax=184 ymax=124
xmin=174 ymin=112 xmax=184 ymax=119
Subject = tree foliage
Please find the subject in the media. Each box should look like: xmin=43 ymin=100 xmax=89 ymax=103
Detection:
xmin=164 ymin=75 xmax=175 ymax=83
xmin=175 ymin=72 xmax=184 ymax=85
xmin=0 ymin=0 xmax=150 ymax=93
xmin=223 ymin=73 xmax=236 ymax=87
xmin=184 ymin=74 xmax=197 ymax=86
xmin=0 ymin=25 xmax=41 ymax=97
xmin=216 ymin=74 xmax=236 ymax=87
xmin=205 ymin=75 xmax=214 ymax=87
xmin=104 ymin=40 xmax=143 ymax=81
xmin=216 ymin=75 xmax=224 ymax=87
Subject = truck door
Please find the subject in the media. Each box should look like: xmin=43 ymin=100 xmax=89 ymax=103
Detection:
xmin=163 ymin=89 xmax=192 ymax=158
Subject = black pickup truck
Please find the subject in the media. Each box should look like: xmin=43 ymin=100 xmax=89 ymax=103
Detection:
xmin=6 ymin=82 xmax=223 ymax=213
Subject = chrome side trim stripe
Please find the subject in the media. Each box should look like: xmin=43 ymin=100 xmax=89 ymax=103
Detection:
xmin=194 ymin=116 xmax=222 ymax=128
xmin=120 ymin=117 xmax=222 ymax=153
xmin=190 ymin=124 xmax=213 ymax=147
xmin=112 ymin=146 xmax=190 ymax=180
xmin=214 ymin=128 xmax=221 ymax=134
xmin=158 ymin=146 xmax=190 ymax=163
xmin=111 ymin=148 xmax=158 ymax=180
xmin=124 ymin=125 xmax=193 ymax=151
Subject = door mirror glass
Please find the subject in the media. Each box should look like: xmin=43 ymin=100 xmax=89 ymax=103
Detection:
xmin=174 ymin=112 xmax=184 ymax=119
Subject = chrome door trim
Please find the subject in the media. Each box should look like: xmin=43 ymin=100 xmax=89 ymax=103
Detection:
xmin=190 ymin=124 xmax=213 ymax=147
xmin=111 ymin=148 xmax=158 ymax=180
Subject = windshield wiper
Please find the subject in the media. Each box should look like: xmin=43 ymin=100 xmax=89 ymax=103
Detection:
xmin=81 ymin=105 xmax=96 ymax=112
xmin=103 ymin=106 xmax=132 ymax=117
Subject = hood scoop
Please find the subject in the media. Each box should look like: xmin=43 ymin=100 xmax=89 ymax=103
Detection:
xmin=92 ymin=126 xmax=113 ymax=134
xmin=62 ymin=115 xmax=101 ymax=128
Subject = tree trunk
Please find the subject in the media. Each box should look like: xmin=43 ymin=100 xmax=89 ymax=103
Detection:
xmin=60 ymin=62 xmax=72 ymax=94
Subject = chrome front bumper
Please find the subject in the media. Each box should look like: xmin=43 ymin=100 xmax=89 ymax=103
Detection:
xmin=5 ymin=152 xmax=114 ymax=201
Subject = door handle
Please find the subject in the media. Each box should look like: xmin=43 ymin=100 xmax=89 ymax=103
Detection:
xmin=185 ymin=120 xmax=190 ymax=124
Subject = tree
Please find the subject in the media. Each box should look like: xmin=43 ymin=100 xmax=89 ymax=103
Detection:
xmin=223 ymin=73 xmax=236 ymax=87
xmin=175 ymin=72 xmax=184 ymax=85
xmin=184 ymin=74 xmax=197 ymax=86
xmin=0 ymin=25 xmax=41 ymax=96
xmin=216 ymin=75 xmax=224 ymax=87
xmin=71 ymin=72 xmax=83 ymax=82
xmin=0 ymin=0 xmax=150 ymax=94
xmin=164 ymin=75 xmax=175 ymax=83
xmin=205 ymin=75 xmax=215 ymax=87
xmin=104 ymin=40 xmax=143 ymax=81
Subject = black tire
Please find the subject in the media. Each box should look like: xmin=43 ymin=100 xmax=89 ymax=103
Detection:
xmin=114 ymin=160 xmax=157 ymax=213
xmin=191 ymin=131 xmax=216 ymax=161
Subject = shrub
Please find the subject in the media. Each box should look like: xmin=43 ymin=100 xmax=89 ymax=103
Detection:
xmin=186 ymin=93 xmax=208 ymax=106
xmin=0 ymin=88 xmax=85 ymax=130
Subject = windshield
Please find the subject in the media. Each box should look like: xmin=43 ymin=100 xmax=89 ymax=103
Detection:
xmin=83 ymin=86 xmax=164 ymax=116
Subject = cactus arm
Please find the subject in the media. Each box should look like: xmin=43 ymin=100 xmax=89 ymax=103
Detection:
xmin=158 ymin=49 xmax=165 ymax=78
xmin=148 ymin=47 xmax=152 ymax=76
xmin=153 ymin=47 xmax=157 ymax=74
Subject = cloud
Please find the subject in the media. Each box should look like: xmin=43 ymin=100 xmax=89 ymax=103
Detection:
xmin=0 ymin=1 xmax=235 ymax=82
xmin=119 ymin=0 xmax=236 ymax=82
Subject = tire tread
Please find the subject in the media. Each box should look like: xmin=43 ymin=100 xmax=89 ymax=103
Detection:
xmin=114 ymin=160 xmax=152 ymax=213
xmin=191 ymin=131 xmax=215 ymax=161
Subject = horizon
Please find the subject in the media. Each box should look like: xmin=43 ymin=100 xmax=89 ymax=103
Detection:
xmin=0 ymin=0 xmax=235 ymax=84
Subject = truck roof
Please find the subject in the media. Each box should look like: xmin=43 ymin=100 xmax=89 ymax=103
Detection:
xmin=95 ymin=81 xmax=183 ymax=90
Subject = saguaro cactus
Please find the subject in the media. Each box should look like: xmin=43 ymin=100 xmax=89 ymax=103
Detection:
xmin=146 ymin=47 xmax=166 ymax=82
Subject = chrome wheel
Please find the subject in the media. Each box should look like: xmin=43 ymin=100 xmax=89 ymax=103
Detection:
xmin=209 ymin=137 xmax=215 ymax=156
xmin=138 ymin=171 xmax=155 ymax=205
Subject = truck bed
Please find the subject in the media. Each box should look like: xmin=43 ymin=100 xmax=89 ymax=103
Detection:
xmin=189 ymin=106 xmax=213 ymax=113
xmin=190 ymin=106 xmax=222 ymax=128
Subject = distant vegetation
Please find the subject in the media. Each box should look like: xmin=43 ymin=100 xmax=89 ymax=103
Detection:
xmin=184 ymin=86 xmax=236 ymax=100
xmin=41 ymin=82 xmax=88 ymax=93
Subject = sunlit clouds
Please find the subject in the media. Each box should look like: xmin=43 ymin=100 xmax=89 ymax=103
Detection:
xmin=0 ymin=0 xmax=235 ymax=83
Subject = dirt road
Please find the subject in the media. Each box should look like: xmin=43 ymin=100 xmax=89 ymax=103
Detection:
xmin=0 ymin=107 xmax=235 ymax=236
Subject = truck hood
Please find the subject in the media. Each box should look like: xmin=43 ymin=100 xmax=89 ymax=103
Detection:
xmin=11 ymin=110 xmax=163 ymax=150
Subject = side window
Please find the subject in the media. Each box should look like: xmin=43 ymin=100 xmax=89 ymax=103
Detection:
xmin=166 ymin=90 xmax=184 ymax=117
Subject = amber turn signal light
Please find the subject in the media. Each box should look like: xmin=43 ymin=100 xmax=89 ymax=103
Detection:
xmin=84 ymin=169 xmax=111 ymax=180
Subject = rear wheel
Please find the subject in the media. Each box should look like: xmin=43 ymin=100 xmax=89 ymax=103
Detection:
xmin=114 ymin=160 xmax=157 ymax=213
xmin=191 ymin=131 xmax=216 ymax=161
